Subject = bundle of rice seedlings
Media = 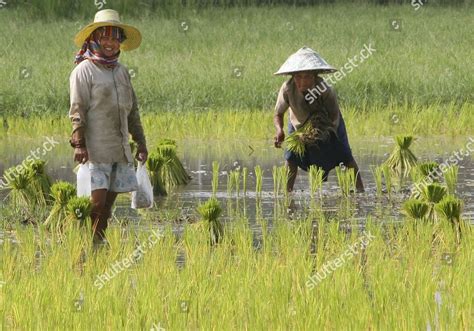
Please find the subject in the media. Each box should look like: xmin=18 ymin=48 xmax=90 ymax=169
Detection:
xmin=384 ymin=135 xmax=417 ymax=175
xmin=26 ymin=159 xmax=51 ymax=206
xmin=197 ymin=198 xmax=223 ymax=245
xmin=146 ymin=152 xmax=167 ymax=196
xmin=371 ymin=165 xmax=383 ymax=197
xmin=156 ymin=139 xmax=191 ymax=188
xmin=382 ymin=164 xmax=393 ymax=197
xmin=410 ymin=161 xmax=439 ymax=183
xmin=435 ymin=196 xmax=463 ymax=242
xmin=420 ymin=183 xmax=447 ymax=222
xmin=285 ymin=112 xmax=335 ymax=157
xmin=65 ymin=196 xmax=92 ymax=227
xmin=2 ymin=167 xmax=36 ymax=211
xmin=44 ymin=181 xmax=76 ymax=234
xmin=402 ymin=199 xmax=429 ymax=221
xmin=444 ymin=165 xmax=459 ymax=196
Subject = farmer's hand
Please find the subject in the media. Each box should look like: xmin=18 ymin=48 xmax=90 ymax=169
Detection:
xmin=136 ymin=144 xmax=148 ymax=163
xmin=274 ymin=130 xmax=285 ymax=148
xmin=74 ymin=147 xmax=89 ymax=164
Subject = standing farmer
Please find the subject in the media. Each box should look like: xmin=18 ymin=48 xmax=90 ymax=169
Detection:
xmin=69 ymin=9 xmax=148 ymax=242
xmin=273 ymin=47 xmax=364 ymax=192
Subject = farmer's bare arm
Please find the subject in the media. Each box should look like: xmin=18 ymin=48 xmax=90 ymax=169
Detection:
xmin=274 ymin=83 xmax=289 ymax=148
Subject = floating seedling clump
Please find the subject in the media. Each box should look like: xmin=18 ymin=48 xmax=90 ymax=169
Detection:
xmin=402 ymin=199 xmax=429 ymax=221
xmin=384 ymin=135 xmax=417 ymax=175
xmin=197 ymin=197 xmax=223 ymax=245
xmin=44 ymin=181 xmax=76 ymax=235
xmin=27 ymin=159 xmax=52 ymax=206
xmin=435 ymin=196 xmax=463 ymax=242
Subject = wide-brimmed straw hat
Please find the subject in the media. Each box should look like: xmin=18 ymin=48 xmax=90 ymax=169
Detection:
xmin=274 ymin=46 xmax=337 ymax=75
xmin=74 ymin=9 xmax=142 ymax=51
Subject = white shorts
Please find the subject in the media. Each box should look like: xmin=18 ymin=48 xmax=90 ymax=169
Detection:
xmin=89 ymin=162 xmax=138 ymax=193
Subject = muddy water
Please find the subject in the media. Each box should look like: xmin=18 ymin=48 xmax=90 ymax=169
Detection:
xmin=1 ymin=137 xmax=473 ymax=236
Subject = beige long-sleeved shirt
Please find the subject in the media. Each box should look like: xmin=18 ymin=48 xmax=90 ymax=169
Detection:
xmin=274 ymin=76 xmax=340 ymax=130
xmin=69 ymin=60 xmax=146 ymax=163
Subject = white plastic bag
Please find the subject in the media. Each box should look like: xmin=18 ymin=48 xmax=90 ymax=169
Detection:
xmin=77 ymin=163 xmax=91 ymax=197
xmin=131 ymin=162 xmax=154 ymax=209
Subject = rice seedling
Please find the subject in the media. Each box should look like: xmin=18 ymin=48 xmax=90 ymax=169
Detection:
xmin=284 ymin=122 xmax=309 ymax=158
xmin=384 ymin=135 xmax=418 ymax=176
xmin=278 ymin=166 xmax=289 ymax=197
xmin=242 ymin=167 xmax=248 ymax=196
xmin=371 ymin=165 xmax=383 ymax=197
xmin=155 ymin=139 xmax=191 ymax=189
xmin=146 ymin=152 xmax=167 ymax=196
xmin=43 ymin=181 xmax=76 ymax=235
xmin=254 ymin=165 xmax=263 ymax=197
xmin=444 ymin=165 xmax=459 ymax=196
xmin=272 ymin=165 xmax=279 ymax=196
xmin=308 ymin=165 xmax=324 ymax=199
xmin=65 ymin=196 xmax=92 ymax=227
xmin=382 ymin=164 xmax=393 ymax=198
xmin=211 ymin=161 xmax=219 ymax=197
xmin=402 ymin=199 xmax=429 ymax=221
xmin=226 ymin=171 xmax=233 ymax=197
xmin=335 ymin=166 xmax=356 ymax=197
xmin=233 ymin=170 xmax=241 ymax=197
xmin=197 ymin=197 xmax=223 ymax=245
xmin=435 ymin=196 xmax=464 ymax=243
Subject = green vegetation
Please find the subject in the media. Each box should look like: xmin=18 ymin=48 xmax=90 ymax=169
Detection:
xmin=3 ymin=218 xmax=473 ymax=329
xmin=1 ymin=5 xmax=473 ymax=117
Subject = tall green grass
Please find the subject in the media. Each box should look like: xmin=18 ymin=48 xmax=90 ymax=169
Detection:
xmin=0 ymin=5 xmax=472 ymax=117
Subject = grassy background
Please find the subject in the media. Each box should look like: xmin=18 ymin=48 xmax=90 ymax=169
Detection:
xmin=0 ymin=4 xmax=472 ymax=117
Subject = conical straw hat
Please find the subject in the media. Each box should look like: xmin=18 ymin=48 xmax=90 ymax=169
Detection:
xmin=74 ymin=9 xmax=142 ymax=51
xmin=274 ymin=46 xmax=337 ymax=75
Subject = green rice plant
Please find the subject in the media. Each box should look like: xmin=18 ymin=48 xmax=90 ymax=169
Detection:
xmin=371 ymin=165 xmax=384 ymax=197
xmin=402 ymin=199 xmax=429 ymax=221
xmin=226 ymin=171 xmax=233 ymax=197
xmin=382 ymin=164 xmax=393 ymax=198
xmin=146 ymin=152 xmax=167 ymax=196
xmin=278 ymin=166 xmax=289 ymax=196
xmin=254 ymin=165 xmax=263 ymax=197
xmin=435 ymin=196 xmax=464 ymax=242
xmin=212 ymin=161 xmax=219 ymax=197
xmin=384 ymin=135 xmax=417 ymax=176
xmin=65 ymin=196 xmax=92 ymax=227
xmin=272 ymin=165 xmax=279 ymax=196
xmin=197 ymin=197 xmax=223 ymax=245
xmin=43 ymin=181 xmax=76 ymax=235
xmin=242 ymin=167 xmax=248 ymax=196
xmin=335 ymin=166 xmax=356 ymax=197
xmin=308 ymin=165 xmax=324 ymax=199
xmin=233 ymin=170 xmax=241 ymax=197
xmin=444 ymin=165 xmax=459 ymax=196
xmin=26 ymin=159 xmax=51 ymax=206
xmin=155 ymin=139 xmax=191 ymax=188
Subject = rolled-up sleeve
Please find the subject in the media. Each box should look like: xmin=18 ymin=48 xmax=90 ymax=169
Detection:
xmin=69 ymin=66 xmax=91 ymax=133
xmin=128 ymin=88 xmax=146 ymax=147
xmin=274 ymin=82 xmax=290 ymax=116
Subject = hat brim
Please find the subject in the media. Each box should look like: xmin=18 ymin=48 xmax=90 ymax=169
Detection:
xmin=74 ymin=21 xmax=142 ymax=51
xmin=273 ymin=68 xmax=338 ymax=76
